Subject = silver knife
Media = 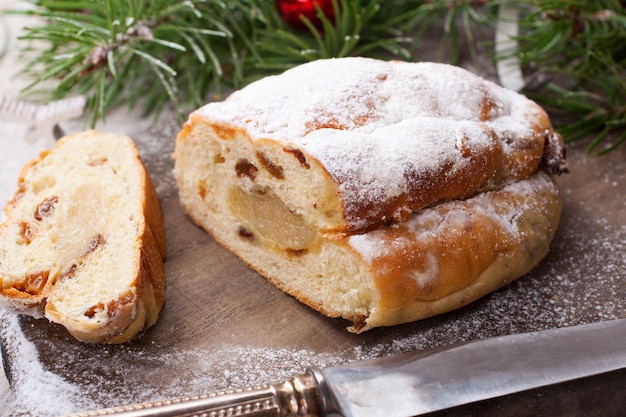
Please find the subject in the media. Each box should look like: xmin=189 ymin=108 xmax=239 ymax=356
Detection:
xmin=62 ymin=318 xmax=626 ymax=417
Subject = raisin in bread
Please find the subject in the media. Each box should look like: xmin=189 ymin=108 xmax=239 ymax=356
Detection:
xmin=0 ymin=130 xmax=166 ymax=343
xmin=173 ymin=57 xmax=566 ymax=332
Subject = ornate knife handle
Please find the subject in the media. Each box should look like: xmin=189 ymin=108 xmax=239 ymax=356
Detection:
xmin=63 ymin=369 xmax=335 ymax=417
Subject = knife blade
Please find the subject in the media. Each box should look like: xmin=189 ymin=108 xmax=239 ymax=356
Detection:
xmin=62 ymin=318 xmax=626 ymax=417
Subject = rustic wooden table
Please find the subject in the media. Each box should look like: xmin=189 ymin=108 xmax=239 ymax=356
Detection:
xmin=2 ymin=107 xmax=626 ymax=416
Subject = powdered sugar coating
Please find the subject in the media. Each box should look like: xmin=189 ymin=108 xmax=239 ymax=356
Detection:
xmin=196 ymin=57 xmax=550 ymax=230
xmin=302 ymin=117 xmax=496 ymax=225
xmin=201 ymin=58 xmax=537 ymax=139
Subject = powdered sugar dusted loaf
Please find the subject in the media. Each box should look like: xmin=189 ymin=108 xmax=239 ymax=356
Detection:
xmin=174 ymin=57 xmax=566 ymax=332
xmin=194 ymin=57 xmax=566 ymax=232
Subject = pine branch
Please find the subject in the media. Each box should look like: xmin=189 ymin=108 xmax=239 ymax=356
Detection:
xmin=5 ymin=0 xmax=626 ymax=153
xmin=8 ymin=0 xmax=430 ymax=124
xmin=254 ymin=0 xmax=416 ymax=70
xmin=511 ymin=0 xmax=626 ymax=154
xmin=10 ymin=0 xmax=258 ymax=123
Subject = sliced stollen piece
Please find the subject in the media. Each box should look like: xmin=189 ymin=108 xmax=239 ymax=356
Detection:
xmin=0 ymin=130 xmax=166 ymax=343
xmin=174 ymin=57 xmax=566 ymax=332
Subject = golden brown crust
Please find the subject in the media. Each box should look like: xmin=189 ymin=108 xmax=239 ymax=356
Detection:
xmin=348 ymin=171 xmax=561 ymax=332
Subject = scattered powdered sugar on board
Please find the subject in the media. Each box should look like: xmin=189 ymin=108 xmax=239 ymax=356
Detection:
xmin=0 ymin=313 xmax=89 ymax=416
xmin=2 ymin=209 xmax=626 ymax=416
xmin=0 ymin=310 xmax=347 ymax=415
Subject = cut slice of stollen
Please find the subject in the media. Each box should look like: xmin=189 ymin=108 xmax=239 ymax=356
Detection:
xmin=0 ymin=130 xmax=166 ymax=343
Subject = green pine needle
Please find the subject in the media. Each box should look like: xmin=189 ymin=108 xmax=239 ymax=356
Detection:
xmin=511 ymin=0 xmax=626 ymax=154
xmin=3 ymin=0 xmax=625 ymax=153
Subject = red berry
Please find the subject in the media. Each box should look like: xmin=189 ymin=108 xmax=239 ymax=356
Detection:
xmin=276 ymin=0 xmax=336 ymax=30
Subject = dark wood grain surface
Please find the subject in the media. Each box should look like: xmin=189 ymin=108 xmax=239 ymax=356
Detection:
xmin=2 ymin=105 xmax=626 ymax=416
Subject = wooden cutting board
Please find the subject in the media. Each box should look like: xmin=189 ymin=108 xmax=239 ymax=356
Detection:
xmin=2 ymin=110 xmax=626 ymax=417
